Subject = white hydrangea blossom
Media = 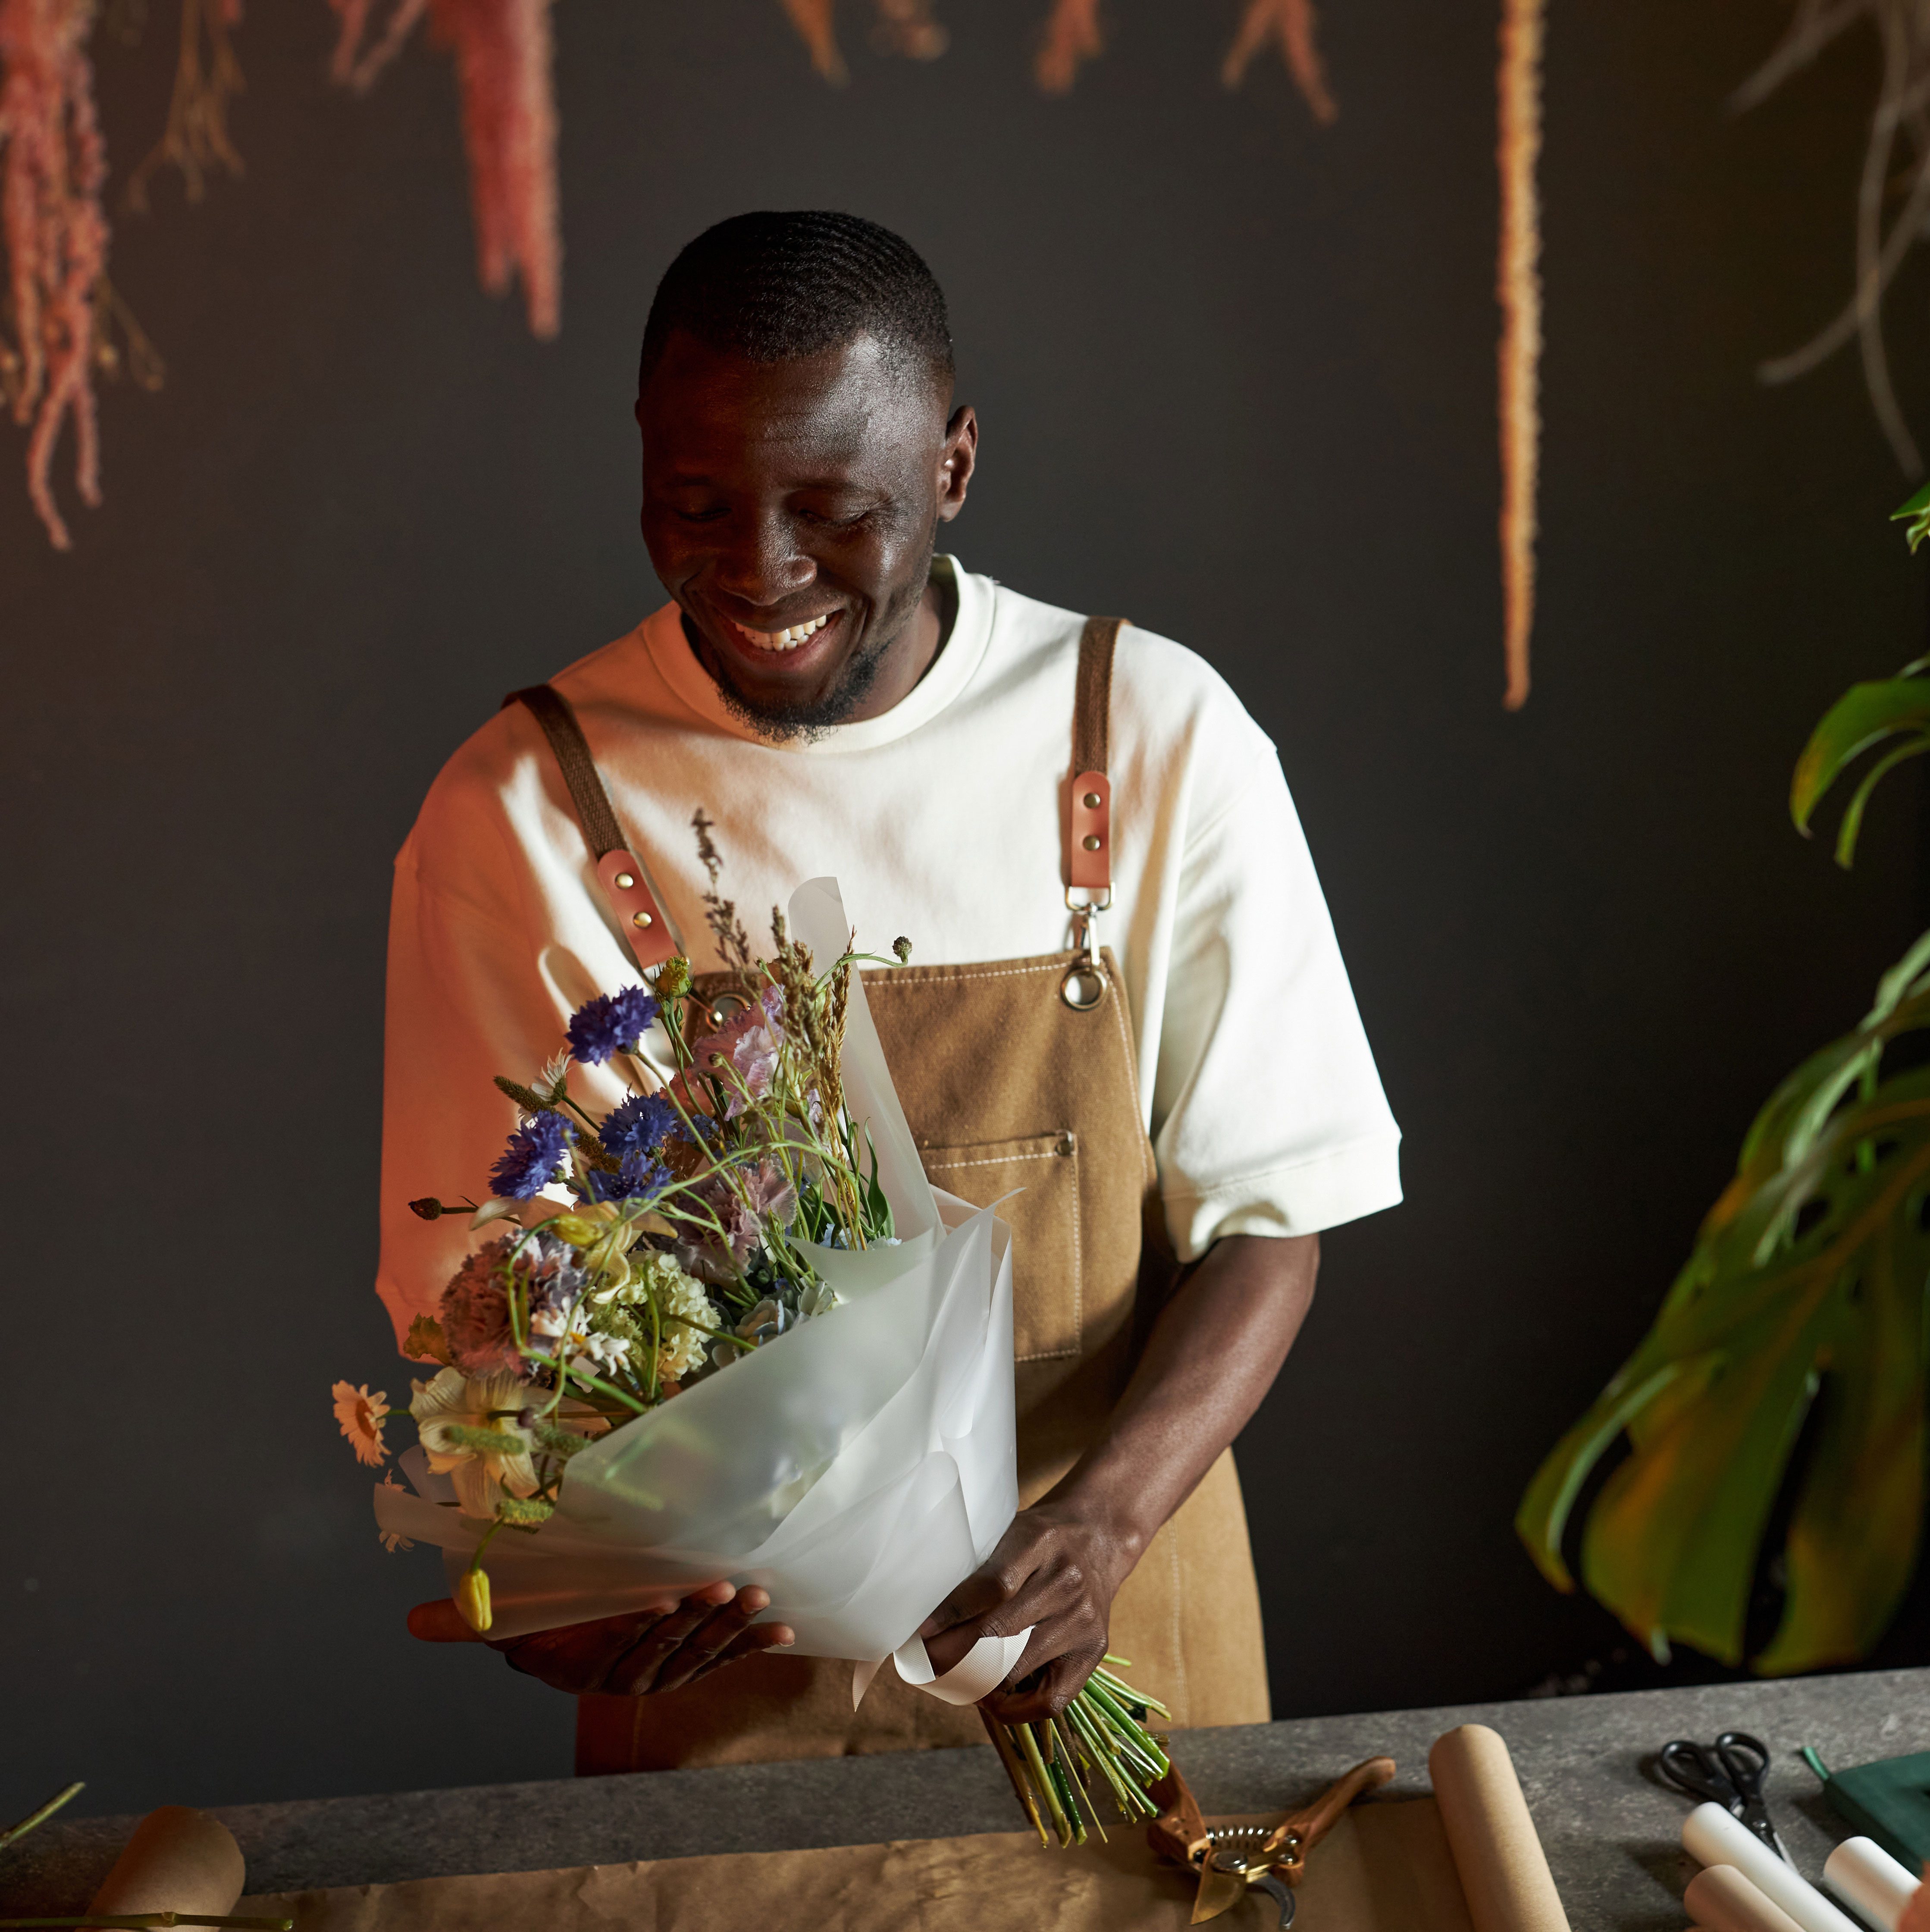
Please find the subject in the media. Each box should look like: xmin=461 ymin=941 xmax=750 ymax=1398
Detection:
xmin=630 ymin=1250 xmax=719 ymax=1383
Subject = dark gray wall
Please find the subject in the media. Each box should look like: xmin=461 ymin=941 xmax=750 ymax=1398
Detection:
xmin=7 ymin=0 xmax=1927 ymax=1820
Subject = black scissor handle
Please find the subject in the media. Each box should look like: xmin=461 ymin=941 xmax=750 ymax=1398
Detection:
xmin=1659 ymin=1738 xmax=1741 ymax=1807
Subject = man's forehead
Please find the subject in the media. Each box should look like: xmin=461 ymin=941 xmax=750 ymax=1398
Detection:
xmin=641 ymin=330 xmax=946 ymax=462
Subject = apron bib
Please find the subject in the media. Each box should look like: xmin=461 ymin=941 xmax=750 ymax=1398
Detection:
xmin=506 ymin=618 xmax=1271 ymax=1772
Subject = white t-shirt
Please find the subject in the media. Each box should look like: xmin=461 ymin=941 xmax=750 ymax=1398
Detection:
xmin=376 ymin=559 xmax=1401 ymax=1342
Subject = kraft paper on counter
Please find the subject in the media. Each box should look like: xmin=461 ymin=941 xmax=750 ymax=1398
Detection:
xmin=242 ymin=1724 xmax=1570 ymax=1932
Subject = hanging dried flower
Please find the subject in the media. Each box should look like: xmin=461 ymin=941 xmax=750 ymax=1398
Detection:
xmin=1497 ymin=0 xmax=1542 ymax=712
xmin=871 ymin=0 xmax=944 ymax=61
xmin=330 ymin=0 xmax=559 ymax=339
xmin=1222 ymin=0 xmax=1337 ymax=125
xmin=1737 ymin=2 xmax=1930 ymax=477
xmin=1034 ymin=0 xmax=1100 ymax=93
xmin=779 ymin=0 xmax=845 ymax=82
xmin=0 ymin=0 xmax=110 ymax=549
xmin=124 ymin=0 xmax=244 ymax=213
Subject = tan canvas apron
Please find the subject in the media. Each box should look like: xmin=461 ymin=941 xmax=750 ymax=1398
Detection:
xmin=507 ymin=618 xmax=1271 ymax=1774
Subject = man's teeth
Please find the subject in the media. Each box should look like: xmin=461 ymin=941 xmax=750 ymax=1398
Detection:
xmin=734 ymin=614 xmax=833 ymax=652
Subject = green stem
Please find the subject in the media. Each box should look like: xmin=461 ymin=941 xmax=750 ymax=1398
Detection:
xmin=0 ymin=1782 xmax=83 ymax=1850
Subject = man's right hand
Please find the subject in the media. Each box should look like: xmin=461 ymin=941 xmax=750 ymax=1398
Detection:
xmin=408 ymin=1581 xmax=796 ymax=1696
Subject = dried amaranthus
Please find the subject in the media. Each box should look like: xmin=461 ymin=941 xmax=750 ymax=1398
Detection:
xmin=1497 ymin=0 xmax=1543 ymax=711
xmin=330 ymin=0 xmax=559 ymax=339
xmin=0 ymin=0 xmax=109 ymax=549
xmin=1222 ymin=0 xmax=1338 ymax=124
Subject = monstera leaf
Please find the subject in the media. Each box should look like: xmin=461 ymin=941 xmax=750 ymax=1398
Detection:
xmin=1517 ymin=929 xmax=1930 ymax=1673
xmin=1792 ymin=666 xmax=1930 ymax=866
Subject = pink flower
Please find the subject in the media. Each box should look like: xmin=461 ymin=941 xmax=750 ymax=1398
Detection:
xmin=438 ymin=1245 xmax=521 ymax=1374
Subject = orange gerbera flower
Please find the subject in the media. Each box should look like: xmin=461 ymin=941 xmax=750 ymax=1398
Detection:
xmin=332 ymin=1380 xmax=391 ymax=1467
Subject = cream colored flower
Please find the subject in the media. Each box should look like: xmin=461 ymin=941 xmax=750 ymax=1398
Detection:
xmin=376 ymin=1471 xmax=415 ymax=1552
xmin=409 ymin=1367 xmax=539 ymax=1518
xmin=642 ymin=1251 xmax=721 ymax=1382
xmin=332 ymin=1381 xmax=390 ymax=1467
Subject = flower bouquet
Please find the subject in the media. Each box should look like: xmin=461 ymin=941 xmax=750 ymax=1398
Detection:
xmin=335 ymin=832 xmax=1173 ymax=1844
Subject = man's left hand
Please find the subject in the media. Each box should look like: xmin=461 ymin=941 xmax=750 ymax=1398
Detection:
xmin=916 ymin=1497 xmax=1135 ymax=1723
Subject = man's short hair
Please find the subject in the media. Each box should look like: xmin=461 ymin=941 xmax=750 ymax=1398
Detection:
xmin=638 ymin=210 xmax=954 ymax=393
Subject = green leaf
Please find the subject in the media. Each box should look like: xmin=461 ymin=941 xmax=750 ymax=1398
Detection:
xmin=1790 ymin=677 xmax=1930 ymax=860
xmin=1517 ymin=932 xmax=1930 ymax=1673
xmin=1893 ymin=481 xmax=1930 ymax=553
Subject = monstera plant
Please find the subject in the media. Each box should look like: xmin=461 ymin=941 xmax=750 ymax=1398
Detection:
xmin=1517 ymin=487 xmax=1930 ymax=1675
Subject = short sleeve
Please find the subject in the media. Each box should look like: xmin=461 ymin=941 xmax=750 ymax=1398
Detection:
xmin=1150 ymin=751 xmax=1401 ymax=1261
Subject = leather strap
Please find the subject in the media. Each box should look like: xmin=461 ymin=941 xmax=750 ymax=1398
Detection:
xmin=504 ymin=684 xmax=626 ymax=858
xmin=1069 ymin=616 xmax=1124 ymax=898
xmin=503 ymin=684 xmax=676 ymax=971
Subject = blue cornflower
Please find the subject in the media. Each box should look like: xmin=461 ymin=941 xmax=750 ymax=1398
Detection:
xmin=588 ymin=1153 xmax=674 ymax=1206
xmin=567 ymin=987 xmax=661 ymax=1066
xmin=490 ymin=1111 xmax=573 ymax=1200
xmin=600 ymin=1091 xmax=681 ymax=1160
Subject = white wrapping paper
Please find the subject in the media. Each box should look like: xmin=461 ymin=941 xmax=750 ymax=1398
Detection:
xmin=373 ymin=879 xmax=1022 ymax=1681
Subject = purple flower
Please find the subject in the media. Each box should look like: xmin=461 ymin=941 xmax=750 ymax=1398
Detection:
xmin=601 ymin=1092 xmax=681 ymax=1160
xmin=490 ymin=1111 xmax=573 ymax=1200
xmin=567 ymin=987 xmax=661 ymax=1066
xmin=589 ymin=1153 xmax=674 ymax=1206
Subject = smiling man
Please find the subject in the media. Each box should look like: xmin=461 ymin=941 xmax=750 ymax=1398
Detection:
xmin=379 ymin=210 xmax=1401 ymax=1772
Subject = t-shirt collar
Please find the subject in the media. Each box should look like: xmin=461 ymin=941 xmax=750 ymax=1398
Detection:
xmin=642 ymin=556 xmax=992 ymax=752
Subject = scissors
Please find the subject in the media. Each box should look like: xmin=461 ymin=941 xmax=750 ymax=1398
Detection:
xmin=1657 ymin=1731 xmax=1788 ymax=1862
xmin=1150 ymin=1755 xmax=1397 ymax=1925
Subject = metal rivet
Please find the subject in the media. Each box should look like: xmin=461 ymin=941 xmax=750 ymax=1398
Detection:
xmin=1082 ymin=834 xmax=1102 ymax=851
xmin=614 ymin=871 xmax=636 ymax=890
xmin=1082 ymin=791 xmax=1102 ymax=810
xmin=632 ymin=910 xmax=653 ymax=929
xmin=1057 ymin=1132 xmax=1075 ymax=1156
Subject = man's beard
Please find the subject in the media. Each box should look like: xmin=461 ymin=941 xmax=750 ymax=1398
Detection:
xmin=686 ymin=610 xmax=896 ymax=745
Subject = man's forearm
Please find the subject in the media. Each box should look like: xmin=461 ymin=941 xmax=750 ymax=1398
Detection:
xmin=1047 ymin=1231 xmax=1320 ymax=1565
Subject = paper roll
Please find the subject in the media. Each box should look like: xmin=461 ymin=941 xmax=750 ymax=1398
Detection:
xmin=1687 ymin=1864 xmax=1808 ymax=1932
xmin=1824 ymin=1835 xmax=1921 ymax=1932
xmin=85 ymin=1807 xmax=246 ymax=1929
xmin=1429 ymin=1724 xmax=1572 ymax=1932
xmin=1683 ymin=1803 xmax=1862 ymax=1932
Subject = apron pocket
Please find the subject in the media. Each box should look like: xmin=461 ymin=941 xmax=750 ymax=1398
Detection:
xmin=918 ymin=1129 xmax=1081 ymax=1362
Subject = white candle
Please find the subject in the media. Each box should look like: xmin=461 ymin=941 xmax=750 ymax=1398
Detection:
xmin=1683 ymin=1802 xmax=1863 ymax=1932
xmin=1687 ymin=1863 xmax=1808 ymax=1932
xmin=1823 ymin=1836 xmax=1920 ymax=1932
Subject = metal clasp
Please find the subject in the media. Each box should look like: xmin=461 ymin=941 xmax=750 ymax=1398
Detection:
xmin=1061 ymin=887 xmax=1111 ymax=1011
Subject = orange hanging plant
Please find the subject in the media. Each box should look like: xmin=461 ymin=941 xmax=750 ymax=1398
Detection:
xmin=331 ymin=0 xmax=561 ymax=339
xmin=0 ymin=0 xmax=110 ymax=549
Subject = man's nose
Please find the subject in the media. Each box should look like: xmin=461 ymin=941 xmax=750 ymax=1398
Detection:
xmin=711 ymin=513 xmax=816 ymax=606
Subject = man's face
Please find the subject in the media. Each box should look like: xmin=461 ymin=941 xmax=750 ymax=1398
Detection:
xmin=637 ymin=331 xmax=976 ymax=737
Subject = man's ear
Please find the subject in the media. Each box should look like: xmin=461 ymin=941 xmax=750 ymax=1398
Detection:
xmin=937 ymin=404 xmax=978 ymax=524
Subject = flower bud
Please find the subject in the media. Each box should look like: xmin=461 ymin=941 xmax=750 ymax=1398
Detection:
xmin=550 ymin=1215 xmax=598 ymax=1247
xmin=457 ymin=1565 xmax=493 ymax=1633
xmin=407 ymin=1197 xmax=445 ymax=1221
xmin=892 ymin=937 xmax=913 ymax=965
xmin=657 ymin=957 xmax=692 ymax=998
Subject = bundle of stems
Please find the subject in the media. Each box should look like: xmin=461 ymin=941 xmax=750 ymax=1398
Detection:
xmin=980 ymin=1656 xmax=1172 ymax=1849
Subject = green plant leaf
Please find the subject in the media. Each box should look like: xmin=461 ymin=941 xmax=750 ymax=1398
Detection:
xmin=1790 ymin=677 xmax=1930 ymax=862
xmin=1892 ymin=480 xmax=1930 ymax=553
xmin=1517 ymin=932 xmax=1930 ymax=1673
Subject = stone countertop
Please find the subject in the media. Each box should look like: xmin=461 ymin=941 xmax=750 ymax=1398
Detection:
xmin=8 ymin=1667 xmax=1929 ymax=1929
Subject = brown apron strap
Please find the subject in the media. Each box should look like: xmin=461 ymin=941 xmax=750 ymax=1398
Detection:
xmin=1068 ymin=617 xmax=1124 ymax=901
xmin=504 ymin=683 xmax=626 ymax=859
xmin=502 ymin=683 xmax=677 ymax=970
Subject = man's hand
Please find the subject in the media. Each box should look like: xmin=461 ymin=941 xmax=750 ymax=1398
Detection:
xmin=918 ymin=1498 xmax=1133 ymax=1724
xmin=408 ymin=1581 xmax=796 ymax=1695
xmin=921 ymin=1232 xmax=1320 ymax=1725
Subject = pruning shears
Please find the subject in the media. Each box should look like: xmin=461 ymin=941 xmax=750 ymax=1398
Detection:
xmin=1150 ymin=1755 xmax=1397 ymax=1926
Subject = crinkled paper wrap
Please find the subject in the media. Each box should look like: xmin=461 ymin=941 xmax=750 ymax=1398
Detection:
xmin=374 ymin=878 xmax=1021 ymax=1673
